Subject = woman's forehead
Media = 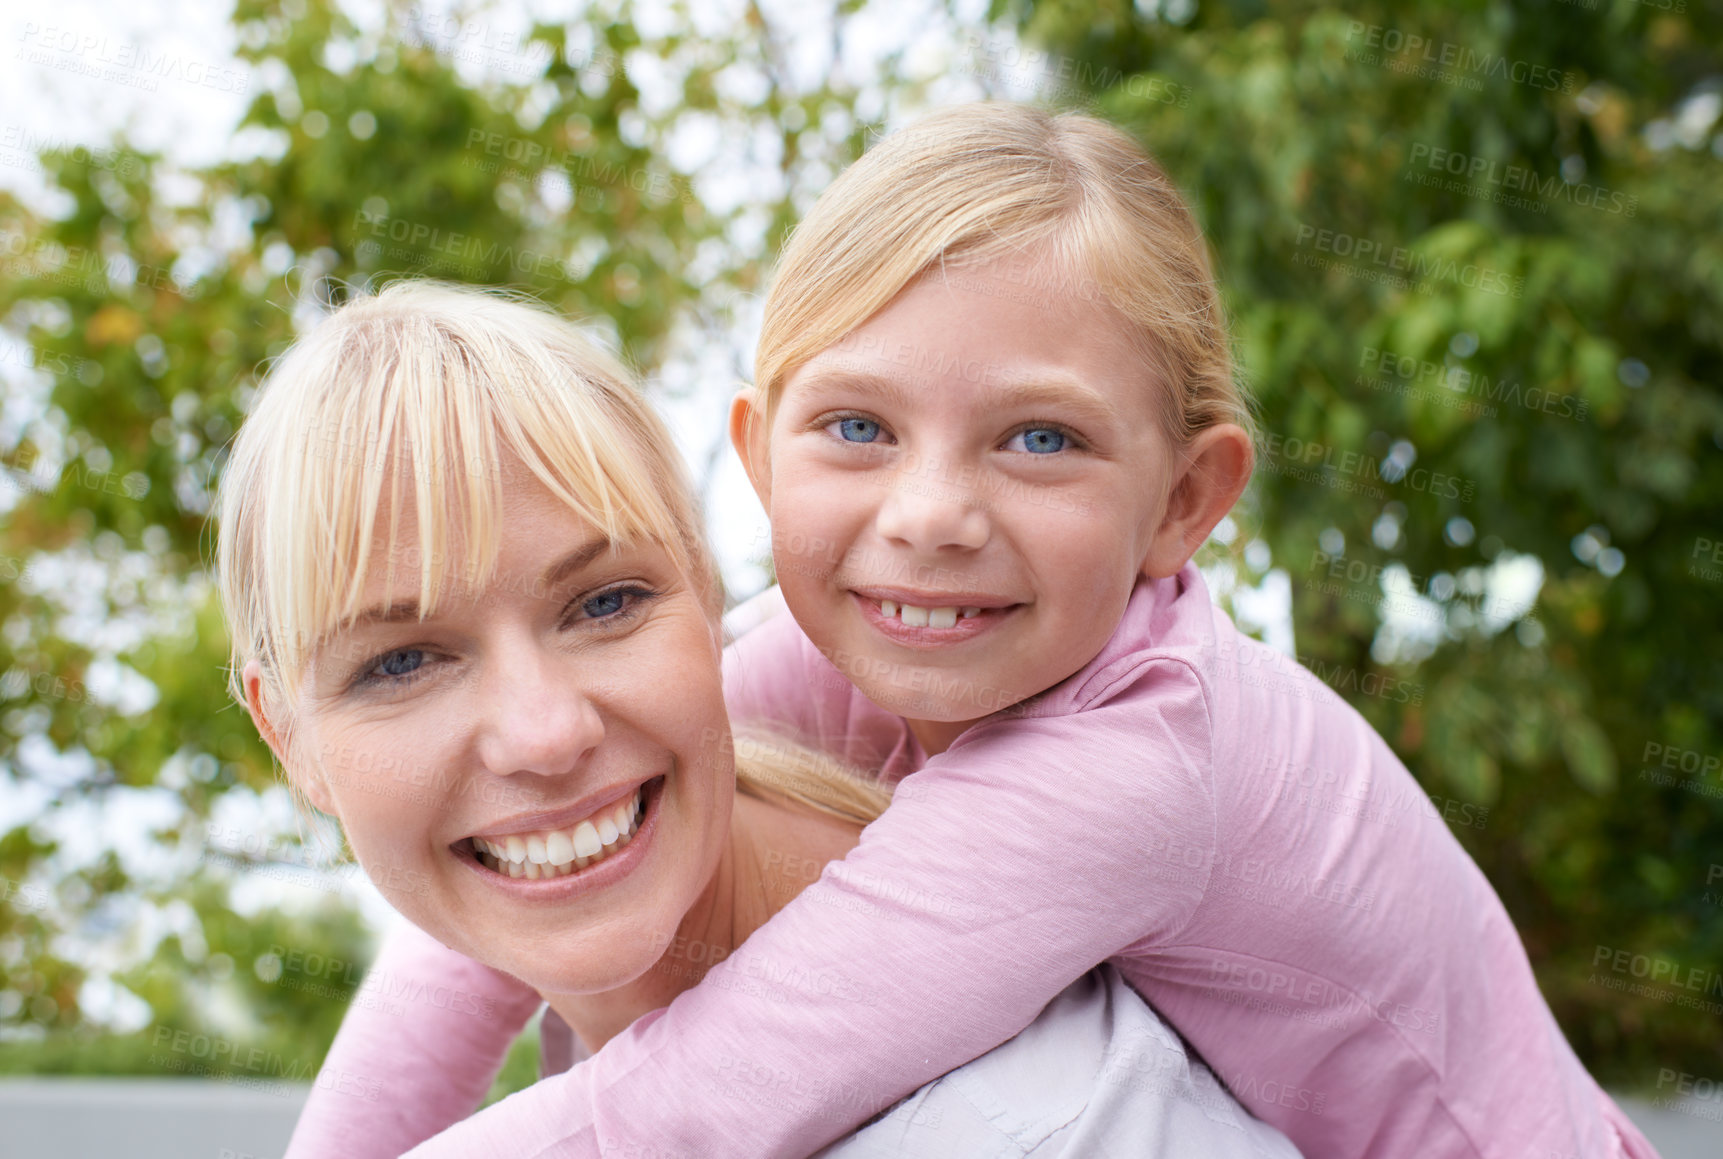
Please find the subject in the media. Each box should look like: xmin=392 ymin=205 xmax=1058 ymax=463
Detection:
xmin=350 ymin=481 xmax=589 ymax=599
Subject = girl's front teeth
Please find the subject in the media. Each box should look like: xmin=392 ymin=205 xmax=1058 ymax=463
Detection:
xmin=878 ymin=600 xmax=982 ymax=629
xmin=472 ymin=788 xmax=644 ymax=879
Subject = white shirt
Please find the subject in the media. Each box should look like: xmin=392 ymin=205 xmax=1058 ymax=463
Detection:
xmin=543 ymin=966 xmax=1304 ymax=1158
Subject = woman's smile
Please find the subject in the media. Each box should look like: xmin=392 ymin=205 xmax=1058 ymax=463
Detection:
xmin=454 ymin=774 xmax=667 ymax=900
xmin=466 ymin=778 xmax=648 ymax=876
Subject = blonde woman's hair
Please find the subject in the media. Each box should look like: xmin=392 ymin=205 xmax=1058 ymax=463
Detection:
xmin=216 ymin=279 xmax=886 ymax=825
xmin=754 ymin=102 xmax=1252 ymax=448
xmin=733 ymin=732 xmax=892 ymax=826
xmin=216 ymin=280 xmax=717 ymax=748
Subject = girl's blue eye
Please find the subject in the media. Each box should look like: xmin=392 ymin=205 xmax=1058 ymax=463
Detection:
xmin=1009 ymin=427 xmax=1068 ymax=454
xmin=833 ymin=417 xmax=882 ymax=443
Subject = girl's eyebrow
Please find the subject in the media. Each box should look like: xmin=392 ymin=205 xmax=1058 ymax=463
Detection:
xmin=798 ymin=364 xmax=1122 ymax=429
xmin=793 ymin=366 xmax=919 ymax=412
xmin=989 ymin=378 xmax=1121 ymax=428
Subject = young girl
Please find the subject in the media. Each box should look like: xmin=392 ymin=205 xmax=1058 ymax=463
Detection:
xmin=286 ymin=104 xmax=1655 ymax=1159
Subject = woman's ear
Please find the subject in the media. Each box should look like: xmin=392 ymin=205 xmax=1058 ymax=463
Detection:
xmin=728 ymin=387 xmax=772 ymax=510
xmin=242 ymin=659 xmax=335 ymax=815
xmin=1141 ymin=423 xmax=1255 ymax=580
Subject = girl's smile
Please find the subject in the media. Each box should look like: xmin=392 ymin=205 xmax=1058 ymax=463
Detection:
xmin=847 ymin=588 xmax=1019 ymax=649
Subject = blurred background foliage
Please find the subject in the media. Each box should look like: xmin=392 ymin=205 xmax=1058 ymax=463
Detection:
xmin=0 ymin=0 xmax=1716 ymax=1100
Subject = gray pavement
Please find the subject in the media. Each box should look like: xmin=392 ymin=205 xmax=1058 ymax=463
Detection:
xmin=0 ymin=1080 xmax=1715 ymax=1157
xmin=1615 ymin=1096 xmax=1723 ymax=1158
xmin=0 ymin=1078 xmax=307 ymax=1158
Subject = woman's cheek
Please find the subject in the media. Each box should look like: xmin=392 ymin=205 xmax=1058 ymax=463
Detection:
xmin=318 ymin=752 xmax=444 ymax=900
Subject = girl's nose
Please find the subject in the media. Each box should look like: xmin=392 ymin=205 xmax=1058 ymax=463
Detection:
xmin=474 ymin=642 xmax=606 ymax=780
xmin=874 ymin=466 xmax=991 ymax=554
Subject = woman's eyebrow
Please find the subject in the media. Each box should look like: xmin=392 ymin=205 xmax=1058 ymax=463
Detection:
xmin=540 ymin=536 xmax=615 ymax=588
xmin=351 ymin=597 xmax=422 ymax=627
xmin=349 ymin=537 xmax=614 ymax=626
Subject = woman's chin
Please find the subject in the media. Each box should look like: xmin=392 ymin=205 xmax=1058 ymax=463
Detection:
xmin=464 ymin=924 xmax=673 ymax=999
xmin=513 ymin=954 xmax=664 ymax=1000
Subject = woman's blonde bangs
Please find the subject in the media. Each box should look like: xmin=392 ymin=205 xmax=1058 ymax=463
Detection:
xmin=218 ymin=282 xmax=709 ymax=733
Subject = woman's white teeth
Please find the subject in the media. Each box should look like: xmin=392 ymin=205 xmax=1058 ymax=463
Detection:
xmin=545 ymin=830 xmax=576 ymax=866
xmin=572 ymin=820 xmax=602 ymax=859
xmin=877 ymin=600 xmax=981 ymax=628
xmin=473 ymin=788 xmax=644 ymax=879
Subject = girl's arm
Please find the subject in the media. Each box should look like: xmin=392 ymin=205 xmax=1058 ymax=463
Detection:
xmin=283 ymin=919 xmax=544 ymax=1158
xmin=720 ymin=598 xmax=926 ymax=783
xmin=400 ymin=653 xmax=1214 ymax=1158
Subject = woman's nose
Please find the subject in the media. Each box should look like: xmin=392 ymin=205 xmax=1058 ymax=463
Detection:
xmin=474 ymin=642 xmax=606 ymax=780
xmin=874 ymin=463 xmax=991 ymax=554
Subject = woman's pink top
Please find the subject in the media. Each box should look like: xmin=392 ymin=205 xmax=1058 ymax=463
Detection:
xmin=285 ymin=565 xmax=1658 ymax=1159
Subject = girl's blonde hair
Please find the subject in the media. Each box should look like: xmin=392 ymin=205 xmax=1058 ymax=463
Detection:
xmin=755 ymin=102 xmax=1252 ymax=448
xmin=216 ymin=280 xmax=886 ymax=823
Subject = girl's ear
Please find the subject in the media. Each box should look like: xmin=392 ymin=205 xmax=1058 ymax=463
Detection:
xmin=728 ymin=387 xmax=773 ymax=509
xmin=1141 ymin=423 xmax=1255 ymax=580
xmin=242 ymin=659 xmax=336 ymax=815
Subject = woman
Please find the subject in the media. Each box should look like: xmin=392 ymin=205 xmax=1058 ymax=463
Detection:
xmin=217 ymin=281 xmax=1302 ymax=1157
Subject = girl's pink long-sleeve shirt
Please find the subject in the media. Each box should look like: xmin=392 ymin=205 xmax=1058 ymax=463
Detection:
xmin=287 ymin=565 xmax=1657 ymax=1159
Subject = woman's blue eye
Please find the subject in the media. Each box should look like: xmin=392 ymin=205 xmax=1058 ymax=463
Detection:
xmin=833 ymin=417 xmax=882 ymax=443
xmin=567 ymin=584 xmax=655 ymax=629
xmin=1010 ymin=427 xmax=1068 ymax=454
xmin=377 ymin=650 xmax=423 ymax=678
xmin=582 ymin=590 xmax=630 ymax=619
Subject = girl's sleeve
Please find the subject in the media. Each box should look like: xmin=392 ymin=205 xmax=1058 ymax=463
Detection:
xmin=283 ymin=920 xmax=544 ymax=1159
xmin=401 ymin=659 xmax=1217 ymax=1159
xmin=720 ymin=596 xmax=925 ymax=777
